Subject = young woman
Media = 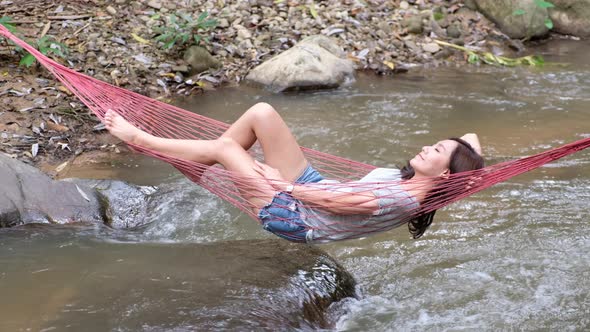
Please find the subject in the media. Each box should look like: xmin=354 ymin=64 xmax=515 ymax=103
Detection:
xmin=104 ymin=102 xmax=484 ymax=243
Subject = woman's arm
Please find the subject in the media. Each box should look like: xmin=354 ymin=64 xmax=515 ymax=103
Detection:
xmin=461 ymin=133 xmax=482 ymax=155
xmin=287 ymin=183 xmax=379 ymax=214
xmin=253 ymin=160 xmax=379 ymax=215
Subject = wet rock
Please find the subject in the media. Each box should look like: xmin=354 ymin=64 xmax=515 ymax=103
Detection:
xmin=183 ymin=46 xmax=221 ymax=75
xmin=68 ymin=179 xmax=156 ymax=229
xmin=246 ymin=35 xmax=355 ymax=92
xmin=473 ymin=0 xmax=549 ymax=39
xmin=0 ymin=154 xmax=103 ymax=227
xmin=550 ymin=0 xmax=590 ymax=37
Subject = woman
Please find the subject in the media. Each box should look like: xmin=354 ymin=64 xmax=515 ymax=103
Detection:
xmin=104 ymin=102 xmax=484 ymax=243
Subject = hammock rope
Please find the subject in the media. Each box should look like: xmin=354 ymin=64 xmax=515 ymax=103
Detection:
xmin=2 ymin=25 xmax=589 ymax=242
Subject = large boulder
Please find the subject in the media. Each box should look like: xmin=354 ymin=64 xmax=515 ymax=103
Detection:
xmin=473 ymin=0 xmax=549 ymax=39
xmin=550 ymin=0 xmax=590 ymax=37
xmin=0 ymin=234 xmax=358 ymax=330
xmin=246 ymin=35 xmax=355 ymax=92
xmin=0 ymin=154 xmax=156 ymax=229
xmin=0 ymin=153 xmax=104 ymax=226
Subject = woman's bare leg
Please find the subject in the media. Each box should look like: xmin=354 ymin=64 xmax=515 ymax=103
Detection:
xmin=105 ymin=102 xmax=308 ymax=182
xmin=220 ymin=102 xmax=308 ymax=182
xmin=105 ymin=110 xmax=275 ymax=207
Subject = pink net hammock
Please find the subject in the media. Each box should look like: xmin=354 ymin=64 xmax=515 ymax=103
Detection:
xmin=2 ymin=26 xmax=589 ymax=242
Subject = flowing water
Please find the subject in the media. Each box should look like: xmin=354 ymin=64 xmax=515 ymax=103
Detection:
xmin=2 ymin=39 xmax=590 ymax=330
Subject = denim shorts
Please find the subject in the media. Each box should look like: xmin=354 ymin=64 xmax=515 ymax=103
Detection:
xmin=258 ymin=164 xmax=324 ymax=243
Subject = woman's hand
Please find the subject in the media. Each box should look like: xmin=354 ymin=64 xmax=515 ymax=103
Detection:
xmin=253 ymin=160 xmax=290 ymax=191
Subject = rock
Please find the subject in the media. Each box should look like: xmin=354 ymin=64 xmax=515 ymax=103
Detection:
xmin=1 ymin=237 xmax=357 ymax=330
xmin=0 ymin=154 xmax=103 ymax=226
xmin=473 ymin=0 xmax=549 ymax=39
xmin=447 ymin=21 xmax=463 ymax=38
xmin=422 ymin=42 xmax=440 ymax=53
xmin=171 ymin=64 xmax=189 ymax=73
xmin=402 ymin=15 xmax=423 ymax=34
xmin=404 ymin=39 xmax=421 ymax=54
xmin=106 ymin=5 xmax=117 ymax=15
xmin=218 ymin=18 xmax=230 ymax=28
xmin=400 ymin=1 xmax=410 ymax=9
xmin=245 ymin=35 xmax=356 ymax=92
xmin=146 ymin=0 xmax=162 ymax=10
xmin=237 ymin=26 xmax=253 ymax=40
xmin=183 ymin=46 xmax=221 ymax=75
xmin=68 ymin=179 xmax=156 ymax=229
xmin=550 ymin=0 xmax=590 ymax=37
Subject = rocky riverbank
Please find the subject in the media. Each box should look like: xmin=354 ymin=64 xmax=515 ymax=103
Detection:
xmin=0 ymin=0 xmax=587 ymax=170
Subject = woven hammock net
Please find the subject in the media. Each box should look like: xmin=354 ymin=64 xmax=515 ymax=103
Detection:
xmin=2 ymin=25 xmax=589 ymax=242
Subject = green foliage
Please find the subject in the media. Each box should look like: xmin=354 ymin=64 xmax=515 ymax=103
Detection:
xmin=512 ymin=9 xmax=526 ymax=16
xmin=534 ymin=0 xmax=555 ymax=9
xmin=0 ymin=16 xmax=16 ymax=45
xmin=0 ymin=16 xmax=16 ymax=33
xmin=512 ymin=0 xmax=555 ymax=35
xmin=0 ymin=16 xmax=69 ymax=67
xmin=153 ymin=11 xmax=218 ymax=50
xmin=435 ymin=40 xmax=546 ymax=67
xmin=19 ymin=36 xmax=69 ymax=67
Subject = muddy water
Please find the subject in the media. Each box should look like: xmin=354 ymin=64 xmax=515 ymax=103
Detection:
xmin=2 ymin=39 xmax=590 ymax=330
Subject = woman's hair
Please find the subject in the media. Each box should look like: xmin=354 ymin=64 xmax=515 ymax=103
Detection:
xmin=400 ymin=138 xmax=485 ymax=238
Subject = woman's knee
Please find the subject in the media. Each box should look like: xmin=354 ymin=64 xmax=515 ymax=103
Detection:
xmin=248 ymin=102 xmax=280 ymax=121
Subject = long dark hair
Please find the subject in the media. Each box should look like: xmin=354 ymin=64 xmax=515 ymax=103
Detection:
xmin=400 ymin=138 xmax=485 ymax=239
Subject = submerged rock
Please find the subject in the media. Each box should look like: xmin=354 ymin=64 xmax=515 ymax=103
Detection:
xmin=246 ymin=35 xmax=355 ymax=92
xmin=0 ymin=230 xmax=357 ymax=330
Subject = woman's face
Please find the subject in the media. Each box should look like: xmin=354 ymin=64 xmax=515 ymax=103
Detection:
xmin=410 ymin=139 xmax=459 ymax=177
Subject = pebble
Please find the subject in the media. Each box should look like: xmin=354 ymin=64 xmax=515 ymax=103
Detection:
xmin=146 ymin=0 xmax=162 ymax=10
xmin=106 ymin=6 xmax=117 ymax=15
xmin=422 ymin=42 xmax=441 ymax=53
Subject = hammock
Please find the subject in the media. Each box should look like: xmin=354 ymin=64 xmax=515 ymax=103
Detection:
xmin=2 ymin=26 xmax=589 ymax=242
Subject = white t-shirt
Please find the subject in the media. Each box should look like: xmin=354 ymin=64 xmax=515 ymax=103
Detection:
xmin=298 ymin=168 xmax=419 ymax=243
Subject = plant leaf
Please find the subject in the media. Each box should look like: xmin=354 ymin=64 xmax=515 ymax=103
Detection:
xmin=309 ymin=3 xmax=319 ymax=19
xmin=383 ymin=60 xmax=395 ymax=70
xmin=467 ymin=53 xmax=479 ymax=64
xmin=534 ymin=0 xmax=555 ymax=9
xmin=131 ymin=33 xmax=151 ymax=44
xmin=513 ymin=9 xmax=526 ymax=16
xmin=19 ymin=53 xmax=36 ymax=67
xmin=544 ymin=18 xmax=554 ymax=29
xmin=197 ymin=12 xmax=208 ymax=23
xmin=164 ymin=40 xmax=176 ymax=49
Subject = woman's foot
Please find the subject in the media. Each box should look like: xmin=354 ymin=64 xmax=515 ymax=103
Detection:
xmin=104 ymin=109 xmax=144 ymax=144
